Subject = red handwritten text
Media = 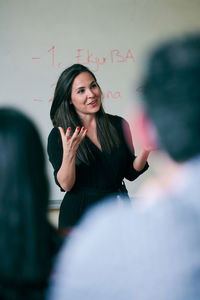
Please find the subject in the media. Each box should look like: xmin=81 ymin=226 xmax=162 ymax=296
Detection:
xmin=31 ymin=46 xmax=132 ymax=102
xmin=75 ymin=49 xmax=135 ymax=72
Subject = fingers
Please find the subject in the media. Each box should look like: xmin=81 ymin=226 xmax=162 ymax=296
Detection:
xmin=58 ymin=126 xmax=87 ymax=156
xmin=58 ymin=126 xmax=66 ymax=140
xmin=58 ymin=126 xmax=87 ymax=140
xmin=79 ymin=127 xmax=88 ymax=140
xmin=73 ymin=126 xmax=81 ymax=138
xmin=80 ymin=126 xmax=88 ymax=140
xmin=74 ymin=126 xmax=88 ymax=143
xmin=58 ymin=126 xmax=71 ymax=141
xmin=65 ymin=127 xmax=71 ymax=138
xmin=72 ymin=126 xmax=87 ymax=139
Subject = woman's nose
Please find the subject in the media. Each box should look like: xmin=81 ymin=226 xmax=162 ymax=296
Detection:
xmin=87 ymin=88 xmax=95 ymax=97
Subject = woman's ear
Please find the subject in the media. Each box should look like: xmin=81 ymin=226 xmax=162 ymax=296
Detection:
xmin=134 ymin=110 xmax=158 ymax=151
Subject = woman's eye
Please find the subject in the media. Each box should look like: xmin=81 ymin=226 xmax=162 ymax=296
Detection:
xmin=91 ymin=83 xmax=97 ymax=89
xmin=78 ymin=89 xmax=84 ymax=94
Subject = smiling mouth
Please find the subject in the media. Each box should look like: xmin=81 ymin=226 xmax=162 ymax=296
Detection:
xmin=88 ymin=100 xmax=97 ymax=105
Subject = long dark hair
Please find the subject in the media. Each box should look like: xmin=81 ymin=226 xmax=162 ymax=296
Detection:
xmin=50 ymin=64 xmax=120 ymax=164
xmin=0 ymin=108 xmax=58 ymax=294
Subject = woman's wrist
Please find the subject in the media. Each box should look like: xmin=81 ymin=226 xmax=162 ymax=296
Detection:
xmin=63 ymin=149 xmax=76 ymax=160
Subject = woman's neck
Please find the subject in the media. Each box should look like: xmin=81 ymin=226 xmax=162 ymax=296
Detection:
xmin=79 ymin=113 xmax=101 ymax=149
xmin=79 ymin=113 xmax=97 ymax=128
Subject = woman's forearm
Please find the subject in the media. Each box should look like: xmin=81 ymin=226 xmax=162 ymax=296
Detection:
xmin=56 ymin=126 xmax=88 ymax=191
xmin=57 ymin=150 xmax=76 ymax=191
xmin=133 ymin=149 xmax=150 ymax=171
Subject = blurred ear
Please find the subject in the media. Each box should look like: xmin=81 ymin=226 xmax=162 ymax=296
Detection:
xmin=134 ymin=110 xmax=158 ymax=151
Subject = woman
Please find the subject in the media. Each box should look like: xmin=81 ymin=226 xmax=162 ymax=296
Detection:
xmin=47 ymin=64 xmax=150 ymax=231
xmin=0 ymin=108 xmax=61 ymax=300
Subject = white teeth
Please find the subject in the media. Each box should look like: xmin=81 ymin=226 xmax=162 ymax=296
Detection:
xmin=89 ymin=100 xmax=96 ymax=105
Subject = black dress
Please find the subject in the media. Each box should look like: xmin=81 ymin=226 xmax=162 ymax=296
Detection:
xmin=47 ymin=114 xmax=148 ymax=228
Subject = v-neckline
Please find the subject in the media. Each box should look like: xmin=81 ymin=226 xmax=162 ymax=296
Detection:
xmin=86 ymin=136 xmax=103 ymax=152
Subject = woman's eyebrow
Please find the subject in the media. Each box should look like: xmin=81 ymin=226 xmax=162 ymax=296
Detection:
xmin=90 ymin=80 xmax=96 ymax=85
xmin=75 ymin=81 xmax=96 ymax=91
xmin=75 ymin=86 xmax=85 ymax=91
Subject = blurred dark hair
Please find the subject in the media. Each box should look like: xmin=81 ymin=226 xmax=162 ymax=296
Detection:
xmin=142 ymin=33 xmax=200 ymax=161
xmin=50 ymin=64 xmax=120 ymax=164
xmin=0 ymin=107 xmax=59 ymax=298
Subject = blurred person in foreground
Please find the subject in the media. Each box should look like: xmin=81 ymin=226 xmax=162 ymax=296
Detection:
xmin=47 ymin=33 xmax=200 ymax=300
xmin=0 ymin=108 xmax=61 ymax=300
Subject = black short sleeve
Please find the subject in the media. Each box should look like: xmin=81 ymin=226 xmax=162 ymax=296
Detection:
xmin=47 ymin=127 xmax=64 ymax=191
xmin=108 ymin=114 xmax=149 ymax=181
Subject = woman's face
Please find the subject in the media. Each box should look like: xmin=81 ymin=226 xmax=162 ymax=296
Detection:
xmin=70 ymin=72 xmax=102 ymax=118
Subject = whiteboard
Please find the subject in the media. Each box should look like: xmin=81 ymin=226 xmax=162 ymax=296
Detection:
xmin=1 ymin=0 xmax=200 ymax=204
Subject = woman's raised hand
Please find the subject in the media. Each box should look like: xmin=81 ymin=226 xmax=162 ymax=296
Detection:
xmin=58 ymin=126 xmax=87 ymax=155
